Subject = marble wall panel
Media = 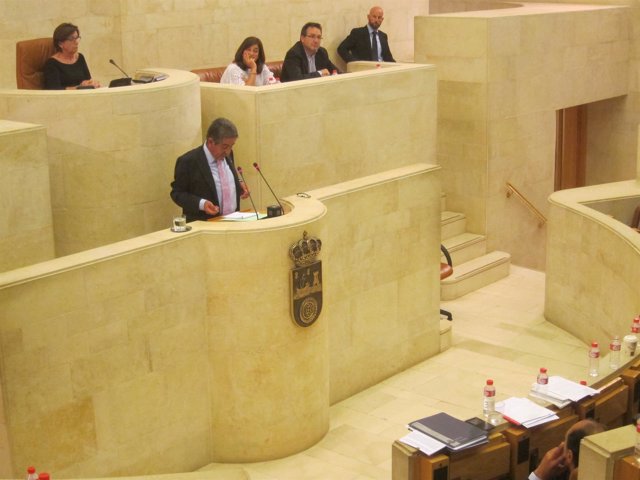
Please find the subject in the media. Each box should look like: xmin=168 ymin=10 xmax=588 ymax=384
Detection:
xmin=0 ymin=121 xmax=55 ymax=272
xmin=545 ymin=181 xmax=640 ymax=345
xmin=200 ymin=64 xmax=438 ymax=212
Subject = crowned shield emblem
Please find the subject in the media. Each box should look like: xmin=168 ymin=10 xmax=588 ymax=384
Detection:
xmin=289 ymin=231 xmax=322 ymax=327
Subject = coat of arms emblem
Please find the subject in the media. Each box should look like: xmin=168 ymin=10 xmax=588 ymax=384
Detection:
xmin=289 ymin=231 xmax=322 ymax=327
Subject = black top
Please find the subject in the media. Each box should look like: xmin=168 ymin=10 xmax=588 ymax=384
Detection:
xmin=337 ymin=26 xmax=395 ymax=63
xmin=280 ymin=42 xmax=339 ymax=82
xmin=43 ymin=54 xmax=92 ymax=90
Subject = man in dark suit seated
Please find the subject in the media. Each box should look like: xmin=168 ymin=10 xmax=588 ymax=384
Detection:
xmin=170 ymin=117 xmax=249 ymax=222
xmin=280 ymin=22 xmax=340 ymax=82
xmin=529 ymin=419 xmax=604 ymax=480
xmin=338 ymin=6 xmax=395 ymax=63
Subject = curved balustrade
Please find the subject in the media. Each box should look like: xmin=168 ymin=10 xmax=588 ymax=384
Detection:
xmin=546 ymin=181 xmax=640 ymax=345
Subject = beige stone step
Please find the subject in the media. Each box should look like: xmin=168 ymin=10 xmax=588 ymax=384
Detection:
xmin=441 ymin=251 xmax=511 ymax=300
xmin=441 ymin=211 xmax=466 ymax=241
xmin=442 ymin=232 xmax=486 ymax=265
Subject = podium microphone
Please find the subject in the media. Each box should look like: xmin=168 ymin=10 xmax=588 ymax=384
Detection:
xmin=236 ymin=166 xmax=260 ymax=220
xmin=252 ymin=162 xmax=284 ymax=217
xmin=108 ymin=59 xmax=132 ymax=87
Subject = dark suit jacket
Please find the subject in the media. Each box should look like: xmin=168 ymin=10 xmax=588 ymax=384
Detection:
xmin=337 ymin=26 xmax=395 ymax=63
xmin=280 ymin=41 xmax=339 ymax=82
xmin=170 ymin=145 xmax=242 ymax=222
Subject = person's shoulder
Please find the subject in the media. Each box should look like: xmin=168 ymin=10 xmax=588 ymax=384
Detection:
xmin=177 ymin=145 xmax=203 ymax=163
xmin=285 ymin=42 xmax=303 ymax=57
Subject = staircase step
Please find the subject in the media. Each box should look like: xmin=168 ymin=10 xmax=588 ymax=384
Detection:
xmin=441 ymin=251 xmax=511 ymax=300
xmin=441 ymin=211 xmax=466 ymax=240
xmin=442 ymin=233 xmax=486 ymax=265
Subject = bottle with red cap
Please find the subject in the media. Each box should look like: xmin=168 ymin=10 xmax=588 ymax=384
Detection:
xmin=536 ymin=367 xmax=549 ymax=394
xmin=635 ymin=421 xmax=640 ymax=461
xmin=589 ymin=341 xmax=600 ymax=377
xmin=26 ymin=467 xmax=37 ymax=480
xmin=609 ymin=335 xmax=621 ymax=369
xmin=623 ymin=317 xmax=639 ymax=358
xmin=483 ymin=379 xmax=496 ymax=420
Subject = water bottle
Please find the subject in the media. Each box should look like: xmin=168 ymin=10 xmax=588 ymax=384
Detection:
xmin=483 ymin=379 xmax=495 ymax=419
xmin=589 ymin=341 xmax=600 ymax=377
xmin=267 ymin=74 xmax=277 ymax=85
xmin=536 ymin=367 xmax=549 ymax=394
xmin=331 ymin=69 xmax=338 ymax=76
xmin=26 ymin=467 xmax=37 ymax=480
xmin=609 ymin=335 xmax=621 ymax=369
xmin=624 ymin=320 xmax=639 ymax=357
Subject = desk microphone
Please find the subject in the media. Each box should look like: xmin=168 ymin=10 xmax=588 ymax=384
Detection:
xmin=109 ymin=59 xmax=130 ymax=78
xmin=236 ymin=166 xmax=260 ymax=220
xmin=108 ymin=59 xmax=132 ymax=87
xmin=252 ymin=162 xmax=284 ymax=217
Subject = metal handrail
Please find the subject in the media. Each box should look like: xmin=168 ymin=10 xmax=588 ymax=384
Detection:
xmin=505 ymin=182 xmax=547 ymax=227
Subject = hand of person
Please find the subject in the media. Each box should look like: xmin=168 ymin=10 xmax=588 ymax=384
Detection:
xmin=240 ymin=182 xmax=250 ymax=199
xmin=243 ymin=51 xmax=257 ymax=71
xmin=203 ymin=200 xmax=220 ymax=216
xmin=533 ymin=443 xmax=567 ymax=480
xmin=80 ymin=79 xmax=101 ymax=88
xmin=318 ymin=69 xmax=330 ymax=77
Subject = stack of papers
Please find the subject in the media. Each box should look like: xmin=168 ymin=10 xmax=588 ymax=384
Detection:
xmin=400 ymin=412 xmax=488 ymax=455
xmin=220 ymin=211 xmax=266 ymax=221
xmin=529 ymin=376 xmax=599 ymax=408
xmin=496 ymin=397 xmax=558 ymax=428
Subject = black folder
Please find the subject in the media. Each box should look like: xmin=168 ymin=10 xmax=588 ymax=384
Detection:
xmin=408 ymin=412 xmax=488 ymax=451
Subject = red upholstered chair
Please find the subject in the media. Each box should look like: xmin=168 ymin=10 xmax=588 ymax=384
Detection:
xmin=191 ymin=61 xmax=284 ymax=83
xmin=440 ymin=245 xmax=453 ymax=321
xmin=632 ymin=205 xmax=640 ymax=232
xmin=16 ymin=37 xmax=55 ymax=89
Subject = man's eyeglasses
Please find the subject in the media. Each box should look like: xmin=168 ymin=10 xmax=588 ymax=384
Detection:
xmin=305 ymin=34 xmax=322 ymax=40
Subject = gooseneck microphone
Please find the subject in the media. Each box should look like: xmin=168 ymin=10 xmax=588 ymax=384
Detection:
xmin=109 ymin=59 xmax=130 ymax=78
xmin=236 ymin=166 xmax=260 ymax=220
xmin=108 ymin=59 xmax=133 ymax=87
xmin=252 ymin=162 xmax=284 ymax=217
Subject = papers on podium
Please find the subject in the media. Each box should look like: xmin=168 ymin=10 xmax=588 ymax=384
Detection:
xmin=402 ymin=412 xmax=488 ymax=454
xmin=529 ymin=376 xmax=599 ymax=408
xmin=496 ymin=397 xmax=558 ymax=428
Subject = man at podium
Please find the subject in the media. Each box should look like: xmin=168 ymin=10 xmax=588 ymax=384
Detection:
xmin=170 ymin=118 xmax=249 ymax=221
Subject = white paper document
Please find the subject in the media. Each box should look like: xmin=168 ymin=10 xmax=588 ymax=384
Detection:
xmin=546 ymin=376 xmax=599 ymax=402
xmin=496 ymin=397 xmax=558 ymax=428
xmin=220 ymin=211 xmax=266 ymax=221
xmin=399 ymin=430 xmax=447 ymax=456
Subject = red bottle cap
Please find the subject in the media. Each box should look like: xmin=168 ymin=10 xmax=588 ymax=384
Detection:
xmin=38 ymin=473 xmax=49 ymax=480
xmin=580 ymin=380 xmax=587 ymax=385
xmin=27 ymin=467 xmax=35 ymax=474
xmin=591 ymin=341 xmax=598 ymax=347
xmin=540 ymin=368 xmax=547 ymax=373
xmin=486 ymin=379 xmax=493 ymax=385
